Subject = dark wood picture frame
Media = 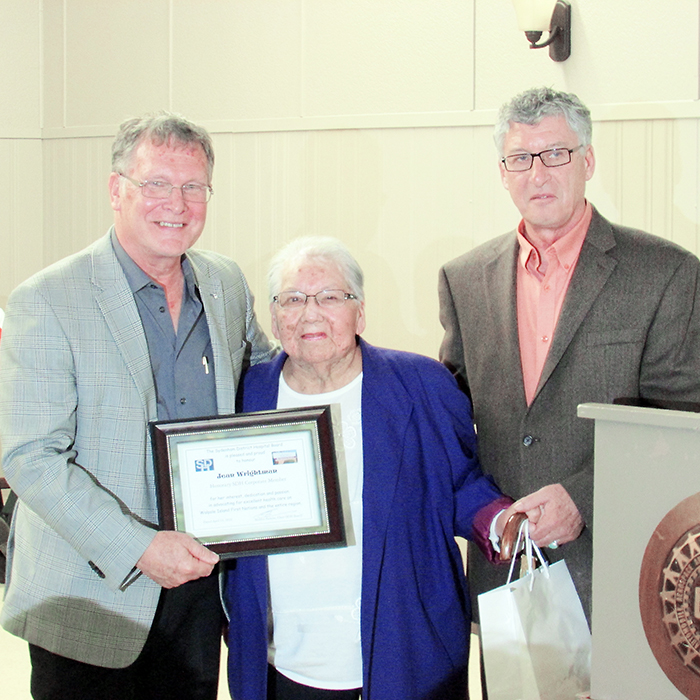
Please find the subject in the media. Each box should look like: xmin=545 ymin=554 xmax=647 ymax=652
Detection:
xmin=150 ymin=405 xmax=346 ymax=559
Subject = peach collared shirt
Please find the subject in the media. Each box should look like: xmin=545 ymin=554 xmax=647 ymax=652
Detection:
xmin=517 ymin=202 xmax=592 ymax=405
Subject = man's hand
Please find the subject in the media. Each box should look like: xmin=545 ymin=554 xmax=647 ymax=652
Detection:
xmin=137 ymin=531 xmax=220 ymax=588
xmin=513 ymin=483 xmax=584 ymax=548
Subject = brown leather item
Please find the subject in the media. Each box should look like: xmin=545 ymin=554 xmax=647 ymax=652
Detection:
xmin=499 ymin=511 xmax=528 ymax=562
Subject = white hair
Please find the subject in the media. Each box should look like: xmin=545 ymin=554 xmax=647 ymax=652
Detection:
xmin=267 ymin=236 xmax=365 ymax=303
xmin=494 ymin=87 xmax=592 ymax=157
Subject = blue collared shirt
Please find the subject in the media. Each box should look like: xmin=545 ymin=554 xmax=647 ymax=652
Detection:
xmin=111 ymin=231 xmax=217 ymax=421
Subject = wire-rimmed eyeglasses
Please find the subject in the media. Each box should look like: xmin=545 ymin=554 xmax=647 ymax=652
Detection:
xmin=501 ymin=145 xmax=583 ymax=172
xmin=273 ymin=290 xmax=358 ymax=309
xmin=119 ymin=173 xmax=213 ymax=203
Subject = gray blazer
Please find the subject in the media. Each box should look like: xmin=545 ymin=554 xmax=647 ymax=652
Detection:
xmin=0 ymin=230 xmax=274 ymax=667
xmin=438 ymin=208 xmax=700 ymax=618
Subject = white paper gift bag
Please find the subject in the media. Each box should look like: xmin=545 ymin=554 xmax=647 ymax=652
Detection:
xmin=477 ymin=521 xmax=591 ymax=700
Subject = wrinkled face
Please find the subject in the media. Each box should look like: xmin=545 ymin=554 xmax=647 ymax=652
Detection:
xmin=500 ymin=115 xmax=595 ymax=243
xmin=271 ymin=261 xmax=366 ymax=369
xmin=109 ymin=138 xmax=210 ymax=271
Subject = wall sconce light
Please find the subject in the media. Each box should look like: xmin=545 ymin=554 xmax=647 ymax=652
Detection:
xmin=511 ymin=0 xmax=571 ymax=62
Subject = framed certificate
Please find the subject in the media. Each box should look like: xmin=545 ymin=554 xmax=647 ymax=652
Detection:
xmin=149 ymin=406 xmax=346 ymax=559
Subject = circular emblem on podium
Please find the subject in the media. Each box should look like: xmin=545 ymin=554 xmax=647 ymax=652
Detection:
xmin=640 ymin=492 xmax=700 ymax=698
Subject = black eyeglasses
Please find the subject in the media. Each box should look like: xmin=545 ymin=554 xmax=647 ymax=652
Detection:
xmin=273 ymin=290 xmax=358 ymax=309
xmin=119 ymin=174 xmax=213 ymax=202
xmin=501 ymin=145 xmax=583 ymax=172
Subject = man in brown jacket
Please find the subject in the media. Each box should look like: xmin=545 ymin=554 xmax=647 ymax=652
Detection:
xmin=439 ymin=87 xmax=700 ymax=627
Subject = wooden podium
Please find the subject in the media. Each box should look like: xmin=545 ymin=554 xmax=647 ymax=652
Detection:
xmin=578 ymin=401 xmax=700 ymax=699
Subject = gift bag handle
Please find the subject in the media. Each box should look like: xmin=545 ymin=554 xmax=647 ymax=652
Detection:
xmin=506 ymin=519 xmax=549 ymax=589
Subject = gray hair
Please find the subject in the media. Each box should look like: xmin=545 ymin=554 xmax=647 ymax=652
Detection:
xmin=267 ymin=236 xmax=365 ymax=303
xmin=494 ymin=87 xmax=592 ymax=156
xmin=112 ymin=111 xmax=215 ymax=181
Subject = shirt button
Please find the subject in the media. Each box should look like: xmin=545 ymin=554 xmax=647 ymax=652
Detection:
xmin=543 ymin=285 xmax=550 ymax=292
xmin=523 ymin=435 xmax=534 ymax=447
xmin=541 ymin=336 xmax=549 ymax=343
xmin=159 ymin=306 xmax=166 ymax=313
xmin=180 ymin=397 xmax=187 ymax=405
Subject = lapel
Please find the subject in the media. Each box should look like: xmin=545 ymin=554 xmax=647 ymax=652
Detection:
xmin=358 ymin=340 xmax=412 ymax=622
xmin=88 ymin=232 xmax=157 ymax=419
xmin=534 ymin=208 xmax=617 ymax=399
xmin=481 ymin=237 xmax=528 ymax=410
xmin=188 ymin=253 xmax=235 ymax=414
xmin=246 ymin=352 xmax=286 ymax=413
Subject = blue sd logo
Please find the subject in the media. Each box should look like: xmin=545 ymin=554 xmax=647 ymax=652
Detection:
xmin=194 ymin=458 xmax=215 ymax=472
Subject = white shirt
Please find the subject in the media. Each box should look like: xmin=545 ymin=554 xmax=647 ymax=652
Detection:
xmin=267 ymin=372 xmax=364 ymax=690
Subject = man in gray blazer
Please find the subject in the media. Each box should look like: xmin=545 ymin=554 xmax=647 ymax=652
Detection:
xmin=0 ymin=113 xmax=274 ymax=698
xmin=439 ymin=87 xmax=700 ymax=626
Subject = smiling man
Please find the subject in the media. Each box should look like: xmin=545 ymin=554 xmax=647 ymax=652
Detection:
xmin=0 ymin=112 xmax=274 ymax=699
xmin=438 ymin=87 xmax=700 ymax=635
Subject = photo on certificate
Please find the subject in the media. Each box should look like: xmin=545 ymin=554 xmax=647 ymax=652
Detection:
xmin=149 ymin=405 xmax=346 ymax=558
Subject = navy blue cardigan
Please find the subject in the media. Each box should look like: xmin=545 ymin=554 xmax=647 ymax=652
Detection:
xmin=225 ymin=339 xmax=509 ymax=700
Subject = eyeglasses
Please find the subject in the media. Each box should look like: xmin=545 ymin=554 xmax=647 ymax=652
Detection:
xmin=119 ymin=174 xmax=213 ymax=203
xmin=501 ymin=145 xmax=583 ymax=172
xmin=273 ymin=290 xmax=358 ymax=309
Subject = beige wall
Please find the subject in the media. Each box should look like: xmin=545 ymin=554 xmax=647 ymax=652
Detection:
xmin=1 ymin=0 xmax=699 ymax=357
xmin=0 ymin=1 xmax=42 ymax=306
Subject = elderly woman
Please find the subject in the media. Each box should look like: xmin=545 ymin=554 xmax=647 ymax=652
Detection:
xmin=225 ymin=237 xmax=519 ymax=700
